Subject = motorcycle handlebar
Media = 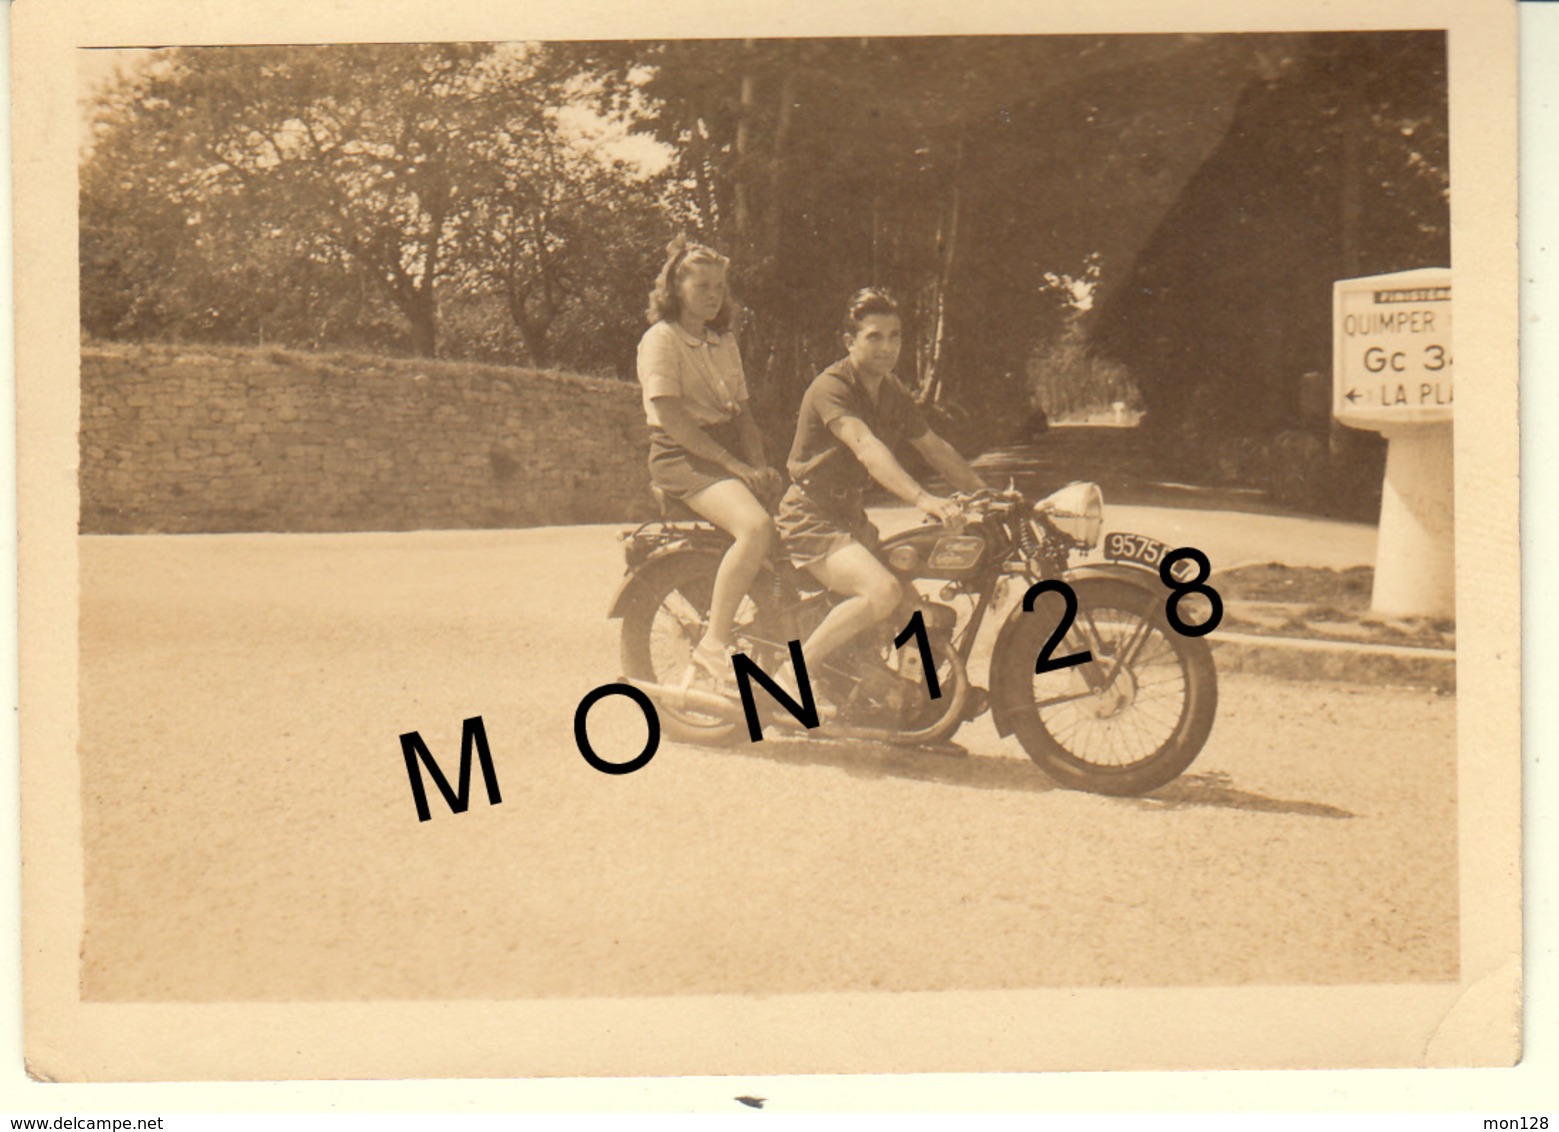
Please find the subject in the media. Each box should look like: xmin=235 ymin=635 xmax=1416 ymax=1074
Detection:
xmin=947 ymin=487 xmax=1026 ymax=517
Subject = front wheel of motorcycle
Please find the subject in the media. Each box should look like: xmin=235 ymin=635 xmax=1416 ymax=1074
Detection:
xmin=619 ymin=551 xmax=782 ymax=746
xmin=1007 ymin=576 xmax=1217 ymax=796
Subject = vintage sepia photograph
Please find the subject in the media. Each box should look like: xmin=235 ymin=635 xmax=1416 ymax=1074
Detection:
xmin=14 ymin=0 xmax=1521 ymax=1086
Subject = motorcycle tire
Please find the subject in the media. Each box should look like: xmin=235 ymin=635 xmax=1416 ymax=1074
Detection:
xmin=1006 ymin=576 xmax=1217 ymax=796
xmin=618 ymin=551 xmax=781 ymax=746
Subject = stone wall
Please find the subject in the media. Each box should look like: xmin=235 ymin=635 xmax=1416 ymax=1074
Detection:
xmin=80 ymin=343 xmax=655 ymax=533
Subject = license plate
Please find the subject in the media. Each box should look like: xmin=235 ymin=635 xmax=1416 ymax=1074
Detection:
xmin=1103 ymin=531 xmax=1197 ymax=583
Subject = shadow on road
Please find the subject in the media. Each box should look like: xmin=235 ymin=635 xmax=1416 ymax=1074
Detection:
xmin=703 ymin=738 xmax=1357 ymax=818
xmin=718 ymin=733 xmax=1062 ymax=794
xmin=1124 ymin=770 xmax=1358 ymax=819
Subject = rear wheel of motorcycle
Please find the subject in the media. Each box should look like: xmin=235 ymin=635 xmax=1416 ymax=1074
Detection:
xmin=619 ymin=552 xmax=778 ymax=746
xmin=1008 ymin=577 xmax=1217 ymax=796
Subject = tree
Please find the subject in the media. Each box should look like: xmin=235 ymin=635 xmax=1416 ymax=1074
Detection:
xmin=554 ymin=35 xmax=1288 ymax=455
xmin=81 ymin=43 xmax=678 ymax=373
xmin=1091 ymin=31 xmax=1449 ymax=448
xmin=446 ymin=97 xmax=670 ymax=372
xmin=83 ymin=44 xmax=568 ymax=358
xmin=82 ymin=29 xmax=1444 ymax=473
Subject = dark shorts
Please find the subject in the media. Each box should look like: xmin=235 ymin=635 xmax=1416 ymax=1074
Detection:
xmin=647 ymin=420 xmax=741 ymax=501
xmin=776 ymin=483 xmax=881 ymax=570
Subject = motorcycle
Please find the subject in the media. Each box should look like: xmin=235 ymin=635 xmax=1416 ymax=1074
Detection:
xmin=607 ymin=482 xmax=1218 ymax=796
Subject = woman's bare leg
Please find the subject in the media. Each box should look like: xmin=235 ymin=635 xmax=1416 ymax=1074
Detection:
xmin=683 ymin=478 xmax=774 ymax=649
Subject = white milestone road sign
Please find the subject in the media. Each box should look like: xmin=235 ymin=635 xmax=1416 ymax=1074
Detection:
xmin=1331 ymin=266 xmax=1454 ymax=619
xmin=1333 ymin=266 xmax=1452 ymax=430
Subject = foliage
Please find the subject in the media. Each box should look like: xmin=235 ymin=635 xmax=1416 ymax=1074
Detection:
xmin=1092 ymin=31 xmax=1450 ymax=451
xmin=1027 ymin=328 xmax=1142 ymax=423
xmin=80 ymin=44 xmax=667 ymax=369
xmin=80 ymin=30 xmax=1450 ymax=497
xmin=550 ymin=35 xmax=1316 ymax=458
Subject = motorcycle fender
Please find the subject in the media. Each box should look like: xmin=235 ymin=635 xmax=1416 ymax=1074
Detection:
xmin=987 ymin=563 xmax=1164 ymax=738
xmin=605 ymin=542 xmax=724 ymax=620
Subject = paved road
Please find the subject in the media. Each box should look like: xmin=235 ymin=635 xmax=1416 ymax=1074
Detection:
xmin=78 ymin=527 xmax=1453 ymax=1000
xmin=871 ymin=499 xmax=1377 ymax=574
xmin=968 ymin=426 xmax=1373 ymax=519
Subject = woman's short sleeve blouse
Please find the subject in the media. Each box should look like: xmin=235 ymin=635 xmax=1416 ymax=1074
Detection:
xmin=635 ymin=320 xmax=749 ymax=429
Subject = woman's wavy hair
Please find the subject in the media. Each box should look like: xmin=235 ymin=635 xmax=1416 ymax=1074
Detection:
xmin=645 ymin=234 xmax=739 ymax=333
xmin=841 ymin=287 xmax=901 ymax=337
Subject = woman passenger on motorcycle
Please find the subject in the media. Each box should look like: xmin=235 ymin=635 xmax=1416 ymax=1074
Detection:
xmin=636 ymin=236 xmax=784 ymax=691
xmin=776 ymin=287 xmax=988 ymax=685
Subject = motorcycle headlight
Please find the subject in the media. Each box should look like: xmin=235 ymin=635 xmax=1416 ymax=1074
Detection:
xmin=1034 ymin=481 xmax=1104 ymax=549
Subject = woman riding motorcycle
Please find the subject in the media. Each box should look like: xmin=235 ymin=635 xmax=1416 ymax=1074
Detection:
xmin=634 ymin=236 xmax=783 ymax=696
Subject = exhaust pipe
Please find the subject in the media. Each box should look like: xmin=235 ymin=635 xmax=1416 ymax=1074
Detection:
xmin=619 ymin=676 xmax=811 ymax=730
xmin=621 ymin=676 xmax=924 ymax=744
xmin=620 ymin=676 xmax=747 ymax=720
xmin=622 ymin=676 xmax=863 ymax=735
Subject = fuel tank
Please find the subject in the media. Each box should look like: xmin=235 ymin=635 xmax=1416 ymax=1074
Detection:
xmin=879 ymin=522 xmax=998 ymax=581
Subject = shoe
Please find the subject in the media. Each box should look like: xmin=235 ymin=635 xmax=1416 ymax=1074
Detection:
xmin=680 ymin=640 xmax=738 ymax=699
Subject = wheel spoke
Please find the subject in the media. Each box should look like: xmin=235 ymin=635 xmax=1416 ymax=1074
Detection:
xmin=1025 ymin=600 xmax=1200 ymax=767
xmin=662 ymin=588 xmax=707 ymax=632
xmin=1133 ymin=703 xmax=1184 ymax=734
xmin=1115 ymin=619 xmax=1154 ymax=667
xmin=1051 ymin=713 xmax=1089 ymax=746
xmin=1128 ymin=710 xmax=1160 ymax=752
xmin=1098 ymin=619 xmax=1149 ymax=685
xmin=1010 ymin=586 xmax=1212 ymax=786
xmin=1034 ymin=687 xmax=1108 ymax=710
